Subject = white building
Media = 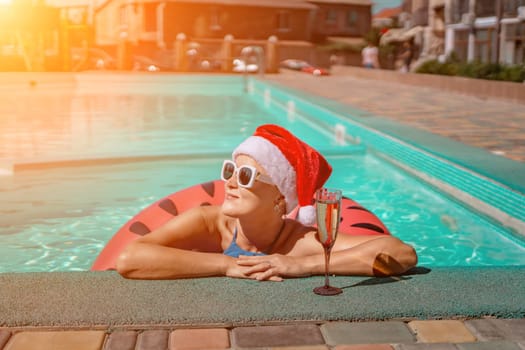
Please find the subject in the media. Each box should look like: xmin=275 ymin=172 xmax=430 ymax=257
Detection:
xmin=399 ymin=0 xmax=525 ymax=65
xmin=443 ymin=0 xmax=525 ymax=64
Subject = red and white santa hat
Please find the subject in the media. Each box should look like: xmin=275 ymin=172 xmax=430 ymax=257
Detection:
xmin=232 ymin=124 xmax=332 ymax=225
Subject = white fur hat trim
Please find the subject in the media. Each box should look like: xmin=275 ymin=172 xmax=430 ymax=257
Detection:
xmin=233 ymin=135 xmax=298 ymax=213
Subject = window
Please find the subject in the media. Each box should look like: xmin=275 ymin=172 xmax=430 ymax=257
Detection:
xmin=515 ymin=40 xmax=524 ymax=64
xmin=143 ymin=3 xmax=156 ymax=32
xmin=454 ymin=29 xmax=469 ymax=61
xmin=346 ymin=10 xmax=357 ymax=28
xmin=276 ymin=11 xmax=290 ymax=31
xmin=507 ymin=22 xmax=525 ymax=41
xmin=119 ymin=5 xmax=127 ymax=27
xmin=209 ymin=7 xmax=221 ymax=31
xmin=506 ymin=22 xmax=525 ymax=64
xmin=326 ymin=9 xmax=337 ymax=24
xmin=452 ymin=0 xmax=470 ymax=23
xmin=413 ymin=3 xmax=429 ymax=26
xmin=475 ymin=0 xmax=494 ymax=18
xmin=503 ymin=0 xmax=525 ymax=17
xmin=474 ymin=28 xmax=495 ymax=62
xmin=454 ymin=27 xmax=497 ymax=62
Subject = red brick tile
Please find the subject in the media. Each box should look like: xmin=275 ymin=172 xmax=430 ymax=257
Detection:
xmin=136 ymin=330 xmax=169 ymax=350
xmin=169 ymin=328 xmax=230 ymax=350
xmin=271 ymin=346 xmax=329 ymax=350
xmin=408 ymin=320 xmax=477 ymax=343
xmin=231 ymin=325 xmax=324 ymax=348
xmin=4 ymin=331 xmax=106 ymax=350
xmin=103 ymin=330 xmax=137 ymax=350
xmin=334 ymin=345 xmax=393 ymax=350
xmin=0 ymin=331 xmax=12 ymax=349
xmin=465 ymin=319 xmax=525 ymax=342
xmin=334 ymin=344 xmax=393 ymax=350
xmin=321 ymin=322 xmax=414 ymax=345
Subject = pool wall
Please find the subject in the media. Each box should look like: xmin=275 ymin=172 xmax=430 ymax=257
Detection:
xmin=249 ymin=78 xmax=525 ymax=239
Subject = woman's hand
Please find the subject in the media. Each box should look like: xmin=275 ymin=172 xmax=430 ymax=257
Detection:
xmin=236 ymin=254 xmax=312 ymax=281
xmin=224 ymin=256 xmax=282 ymax=282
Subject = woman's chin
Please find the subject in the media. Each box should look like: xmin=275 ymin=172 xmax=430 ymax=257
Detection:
xmin=221 ymin=203 xmax=239 ymax=217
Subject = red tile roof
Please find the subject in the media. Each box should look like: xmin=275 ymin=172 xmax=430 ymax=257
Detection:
xmin=373 ymin=6 xmax=401 ymax=19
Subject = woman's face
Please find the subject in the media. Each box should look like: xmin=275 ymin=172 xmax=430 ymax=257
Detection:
xmin=221 ymin=155 xmax=281 ymax=218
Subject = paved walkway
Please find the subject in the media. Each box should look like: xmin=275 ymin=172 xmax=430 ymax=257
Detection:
xmin=1 ymin=318 xmax=525 ymax=349
xmin=267 ymin=70 xmax=525 ymax=163
xmin=1 ymin=72 xmax=524 ymax=349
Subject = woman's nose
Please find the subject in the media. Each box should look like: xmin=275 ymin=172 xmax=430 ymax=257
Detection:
xmin=225 ymin=172 xmax=238 ymax=188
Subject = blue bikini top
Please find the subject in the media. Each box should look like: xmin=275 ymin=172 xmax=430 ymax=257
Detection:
xmin=223 ymin=227 xmax=266 ymax=258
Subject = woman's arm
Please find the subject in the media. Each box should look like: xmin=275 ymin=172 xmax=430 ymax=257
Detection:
xmin=316 ymin=235 xmax=418 ymax=277
xmin=116 ymin=206 xmax=231 ymax=279
xmin=236 ymin=235 xmax=418 ymax=280
xmin=116 ymin=206 xmax=285 ymax=280
xmin=117 ymin=241 xmax=233 ymax=279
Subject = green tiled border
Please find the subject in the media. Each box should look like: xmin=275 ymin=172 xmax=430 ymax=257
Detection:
xmin=251 ymin=79 xmax=525 ymax=236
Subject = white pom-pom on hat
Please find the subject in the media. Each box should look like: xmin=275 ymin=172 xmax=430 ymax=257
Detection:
xmin=297 ymin=205 xmax=317 ymax=226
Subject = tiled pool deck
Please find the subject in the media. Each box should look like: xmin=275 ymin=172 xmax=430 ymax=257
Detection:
xmin=1 ymin=319 xmax=525 ymax=349
xmin=1 ymin=71 xmax=524 ymax=349
xmin=267 ymin=70 xmax=525 ymax=163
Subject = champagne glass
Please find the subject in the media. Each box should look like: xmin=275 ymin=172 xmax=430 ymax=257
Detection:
xmin=313 ymin=188 xmax=343 ymax=296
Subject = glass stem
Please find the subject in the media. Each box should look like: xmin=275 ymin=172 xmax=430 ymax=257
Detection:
xmin=324 ymin=246 xmax=332 ymax=287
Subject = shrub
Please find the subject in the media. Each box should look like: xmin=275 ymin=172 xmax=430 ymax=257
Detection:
xmin=416 ymin=57 xmax=525 ymax=83
xmin=497 ymin=65 xmax=525 ymax=82
xmin=416 ymin=59 xmax=457 ymax=76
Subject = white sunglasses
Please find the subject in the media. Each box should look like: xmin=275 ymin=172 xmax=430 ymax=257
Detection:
xmin=221 ymin=160 xmax=274 ymax=188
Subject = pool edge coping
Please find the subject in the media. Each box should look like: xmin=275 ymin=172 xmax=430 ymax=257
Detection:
xmin=1 ymin=268 xmax=524 ymax=327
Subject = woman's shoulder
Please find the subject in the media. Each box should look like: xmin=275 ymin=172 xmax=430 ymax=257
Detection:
xmin=159 ymin=204 xmax=226 ymax=235
xmin=277 ymin=219 xmax=318 ymax=255
xmin=196 ymin=205 xmax=235 ymax=235
xmin=285 ymin=218 xmax=314 ymax=234
xmin=190 ymin=204 xmax=225 ymax=226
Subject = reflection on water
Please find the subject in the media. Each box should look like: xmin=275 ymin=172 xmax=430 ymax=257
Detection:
xmin=329 ymin=155 xmax=525 ymax=268
xmin=0 ymin=88 xmax=261 ymax=162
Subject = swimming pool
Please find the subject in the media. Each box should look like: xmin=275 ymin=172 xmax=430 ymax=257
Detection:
xmin=1 ymin=74 xmax=524 ymax=272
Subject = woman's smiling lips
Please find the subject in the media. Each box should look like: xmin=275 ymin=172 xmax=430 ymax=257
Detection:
xmin=225 ymin=192 xmax=239 ymax=200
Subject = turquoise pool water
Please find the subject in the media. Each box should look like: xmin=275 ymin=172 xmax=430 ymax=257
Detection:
xmin=0 ymin=75 xmax=524 ymax=272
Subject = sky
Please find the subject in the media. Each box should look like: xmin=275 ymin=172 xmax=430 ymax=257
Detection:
xmin=372 ymin=0 xmax=403 ymax=14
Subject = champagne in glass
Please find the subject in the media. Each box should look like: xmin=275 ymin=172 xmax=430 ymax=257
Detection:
xmin=313 ymin=188 xmax=343 ymax=296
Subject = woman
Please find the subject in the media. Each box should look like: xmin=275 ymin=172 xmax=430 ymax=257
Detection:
xmin=116 ymin=124 xmax=417 ymax=281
